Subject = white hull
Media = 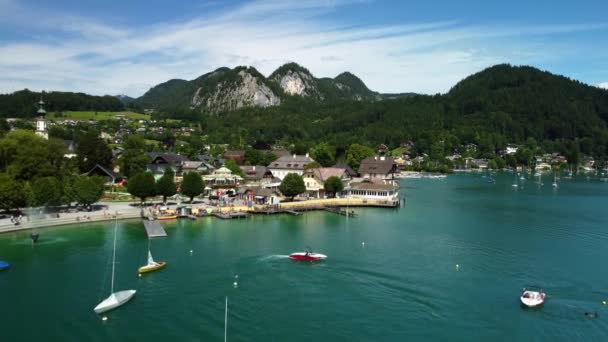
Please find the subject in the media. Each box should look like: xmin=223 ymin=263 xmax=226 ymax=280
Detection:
xmin=520 ymin=291 xmax=545 ymax=307
xmin=94 ymin=290 xmax=136 ymax=314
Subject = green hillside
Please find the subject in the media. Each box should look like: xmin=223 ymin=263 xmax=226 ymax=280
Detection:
xmin=197 ymin=64 xmax=608 ymax=160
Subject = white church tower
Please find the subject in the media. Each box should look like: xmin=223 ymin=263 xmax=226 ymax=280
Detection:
xmin=35 ymin=98 xmax=48 ymax=139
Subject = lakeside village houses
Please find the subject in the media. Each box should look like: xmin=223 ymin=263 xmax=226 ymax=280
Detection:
xmin=23 ymin=99 xmax=397 ymax=205
xmin=93 ymin=148 xmax=401 ymax=204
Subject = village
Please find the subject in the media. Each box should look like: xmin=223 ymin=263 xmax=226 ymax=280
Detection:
xmin=2 ymin=99 xmax=604 ymax=231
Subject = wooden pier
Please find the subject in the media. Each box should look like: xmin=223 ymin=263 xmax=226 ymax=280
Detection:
xmin=143 ymin=220 xmax=168 ymax=238
xmin=212 ymin=212 xmax=249 ymax=220
xmin=323 ymin=207 xmax=358 ymax=217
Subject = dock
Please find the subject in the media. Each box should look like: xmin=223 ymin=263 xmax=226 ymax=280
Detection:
xmin=212 ymin=212 xmax=249 ymax=220
xmin=143 ymin=220 xmax=168 ymax=237
xmin=285 ymin=210 xmax=302 ymax=216
xmin=323 ymin=207 xmax=358 ymax=217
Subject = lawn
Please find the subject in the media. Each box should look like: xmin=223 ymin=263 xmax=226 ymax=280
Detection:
xmin=47 ymin=111 xmax=151 ymax=121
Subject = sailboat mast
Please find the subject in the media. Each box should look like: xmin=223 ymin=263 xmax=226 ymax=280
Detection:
xmin=111 ymin=219 xmax=118 ymax=293
xmin=224 ymin=296 xmax=228 ymax=342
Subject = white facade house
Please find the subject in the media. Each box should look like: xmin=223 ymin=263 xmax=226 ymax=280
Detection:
xmin=267 ymin=154 xmax=315 ymax=181
xmin=346 ymin=180 xmax=400 ymax=205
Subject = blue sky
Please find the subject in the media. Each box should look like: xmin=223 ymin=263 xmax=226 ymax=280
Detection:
xmin=0 ymin=0 xmax=607 ymax=96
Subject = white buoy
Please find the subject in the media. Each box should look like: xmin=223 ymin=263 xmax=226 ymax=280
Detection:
xmin=190 ymin=249 xmax=193 ymax=254
xmin=361 ymin=242 xmax=365 ymax=247
xmin=456 ymin=264 xmax=460 ymax=270
xmin=235 ymin=274 xmax=238 ymax=279
xmin=138 ymin=273 xmax=142 ymax=278
xmin=102 ymin=316 xmax=108 ymax=321
xmin=233 ymin=281 xmax=238 ymax=288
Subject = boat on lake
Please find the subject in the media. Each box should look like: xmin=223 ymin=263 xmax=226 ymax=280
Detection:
xmin=0 ymin=260 xmax=10 ymax=271
xmin=520 ymin=289 xmax=545 ymax=307
xmin=94 ymin=219 xmax=136 ymax=314
xmin=552 ymin=173 xmax=559 ymax=188
xmin=138 ymin=240 xmax=166 ymax=274
xmin=289 ymin=249 xmax=327 ymax=261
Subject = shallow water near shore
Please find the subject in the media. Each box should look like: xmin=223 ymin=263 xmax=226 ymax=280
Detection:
xmin=1 ymin=173 xmax=608 ymax=341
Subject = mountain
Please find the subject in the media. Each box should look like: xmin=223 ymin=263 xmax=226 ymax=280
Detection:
xmin=269 ymin=63 xmax=322 ymax=99
xmin=0 ymin=89 xmax=124 ymax=118
xmin=190 ymin=66 xmax=281 ymax=113
xmin=197 ymin=64 xmax=608 ymax=161
xmin=446 ymin=64 xmax=608 ymax=140
xmin=115 ymin=94 xmax=134 ymax=104
xmin=134 ymin=79 xmax=196 ymax=110
xmin=132 ymin=62 xmax=381 ymax=113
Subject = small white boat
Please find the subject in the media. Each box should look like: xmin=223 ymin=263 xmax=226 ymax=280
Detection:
xmin=552 ymin=174 xmax=558 ymax=188
xmin=94 ymin=219 xmax=136 ymax=314
xmin=94 ymin=290 xmax=137 ymax=314
xmin=520 ymin=289 xmax=545 ymax=307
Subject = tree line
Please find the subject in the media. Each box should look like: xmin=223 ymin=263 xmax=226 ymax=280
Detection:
xmin=0 ymin=89 xmax=125 ymax=118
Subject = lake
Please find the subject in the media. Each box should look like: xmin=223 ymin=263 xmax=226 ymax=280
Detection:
xmin=1 ymin=173 xmax=608 ymax=341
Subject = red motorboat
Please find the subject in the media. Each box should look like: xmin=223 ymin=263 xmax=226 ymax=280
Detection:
xmin=289 ymin=249 xmax=327 ymax=261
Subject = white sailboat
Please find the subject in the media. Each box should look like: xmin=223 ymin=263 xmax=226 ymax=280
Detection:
xmin=512 ymin=173 xmax=519 ymax=188
xmin=535 ymin=172 xmax=543 ymax=186
xmin=552 ymin=173 xmax=559 ymax=188
xmin=94 ymin=219 xmax=136 ymax=314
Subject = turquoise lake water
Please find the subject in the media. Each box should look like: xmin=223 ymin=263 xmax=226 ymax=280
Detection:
xmin=1 ymin=173 xmax=608 ymax=341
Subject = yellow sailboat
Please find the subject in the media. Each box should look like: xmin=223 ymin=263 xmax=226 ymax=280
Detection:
xmin=138 ymin=240 xmax=166 ymax=274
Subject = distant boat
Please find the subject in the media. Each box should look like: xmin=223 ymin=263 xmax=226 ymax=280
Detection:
xmin=138 ymin=240 xmax=166 ymax=274
xmin=0 ymin=260 xmax=10 ymax=271
xmin=94 ymin=219 xmax=136 ymax=314
xmin=552 ymin=173 xmax=559 ymax=188
xmin=535 ymin=173 xmax=543 ymax=186
xmin=157 ymin=215 xmax=177 ymax=221
xmin=521 ymin=289 xmax=545 ymax=307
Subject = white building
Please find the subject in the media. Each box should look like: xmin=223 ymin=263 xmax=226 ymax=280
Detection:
xmin=267 ymin=154 xmax=315 ymax=180
xmin=346 ymin=180 xmax=400 ymax=205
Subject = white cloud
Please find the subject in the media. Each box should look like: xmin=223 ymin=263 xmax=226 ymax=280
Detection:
xmin=599 ymin=82 xmax=608 ymax=89
xmin=0 ymin=0 xmax=606 ymax=97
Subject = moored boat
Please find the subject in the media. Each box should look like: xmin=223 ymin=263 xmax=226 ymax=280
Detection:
xmin=0 ymin=260 xmax=10 ymax=271
xmin=520 ymin=289 xmax=545 ymax=307
xmin=138 ymin=247 xmax=166 ymax=274
xmin=94 ymin=290 xmax=137 ymax=314
xmin=157 ymin=215 xmax=177 ymax=220
xmin=94 ymin=219 xmax=136 ymax=314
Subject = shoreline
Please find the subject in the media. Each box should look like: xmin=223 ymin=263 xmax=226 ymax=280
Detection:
xmin=0 ymin=197 xmax=401 ymax=235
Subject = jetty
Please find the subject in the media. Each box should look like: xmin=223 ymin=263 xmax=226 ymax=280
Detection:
xmin=143 ymin=220 xmax=168 ymax=238
xmin=323 ymin=207 xmax=357 ymax=217
xmin=212 ymin=212 xmax=249 ymax=220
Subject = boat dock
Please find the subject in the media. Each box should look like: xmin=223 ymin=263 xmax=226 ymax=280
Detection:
xmin=323 ymin=207 xmax=358 ymax=217
xmin=212 ymin=212 xmax=249 ymax=220
xmin=143 ymin=220 xmax=168 ymax=237
xmin=250 ymin=205 xmax=355 ymax=217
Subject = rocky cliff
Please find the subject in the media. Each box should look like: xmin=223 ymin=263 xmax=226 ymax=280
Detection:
xmin=134 ymin=62 xmax=385 ymax=114
xmin=191 ymin=67 xmax=280 ymax=113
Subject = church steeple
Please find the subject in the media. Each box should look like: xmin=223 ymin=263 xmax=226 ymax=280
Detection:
xmin=35 ymin=97 xmax=48 ymax=139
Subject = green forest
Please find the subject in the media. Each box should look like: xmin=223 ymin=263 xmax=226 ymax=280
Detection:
xmin=196 ymin=65 xmax=608 ymax=162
